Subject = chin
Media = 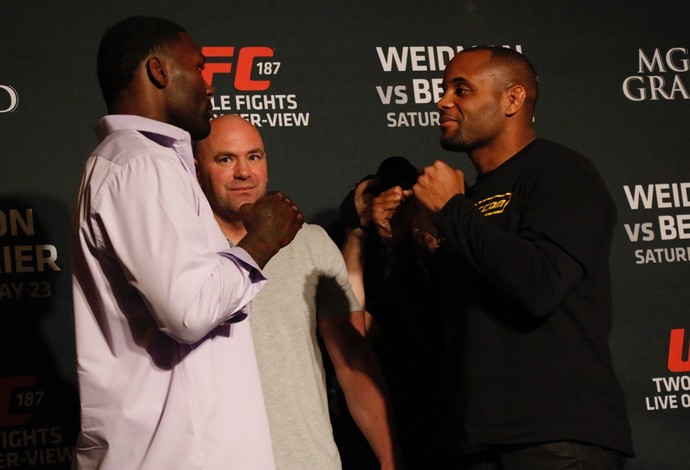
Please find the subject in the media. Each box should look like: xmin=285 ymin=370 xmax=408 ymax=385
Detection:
xmin=440 ymin=139 xmax=460 ymax=151
xmin=191 ymin=127 xmax=211 ymax=141
xmin=440 ymin=135 xmax=471 ymax=152
xmin=188 ymin=119 xmax=212 ymax=140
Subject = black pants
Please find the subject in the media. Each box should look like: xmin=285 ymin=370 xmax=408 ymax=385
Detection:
xmin=457 ymin=441 xmax=626 ymax=470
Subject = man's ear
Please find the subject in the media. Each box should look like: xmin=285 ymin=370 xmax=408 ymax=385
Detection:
xmin=504 ymin=84 xmax=526 ymax=117
xmin=146 ymin=56 xmax=167 ymax=89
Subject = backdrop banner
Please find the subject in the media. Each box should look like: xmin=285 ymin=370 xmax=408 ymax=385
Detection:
xmin=1 ymin=1 xmax=689 ymax=468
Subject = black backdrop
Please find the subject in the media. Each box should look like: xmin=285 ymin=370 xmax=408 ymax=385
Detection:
xmin=2 ymin=1 xmax=690 ymax=468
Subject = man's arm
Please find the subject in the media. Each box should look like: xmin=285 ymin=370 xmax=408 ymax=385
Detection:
xmin=421 ymin=158 xmax=610 ymax=319
xmin=93 ymin=156 xmax=300 ymax=343
xmin=318 ymin=312 xmax=402 ymax=470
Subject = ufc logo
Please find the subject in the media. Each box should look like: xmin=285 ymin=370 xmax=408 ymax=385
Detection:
xmin=202 ymin=46 xmax=275 ymax=91
xmin=0 ymin=376 xmax=36 ymax=427
xmin=668 ymin=328 xmax=690 ymax=372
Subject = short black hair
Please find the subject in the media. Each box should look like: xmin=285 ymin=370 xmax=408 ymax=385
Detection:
xmin=466 ymin=46 xmax=539 ymax=108
xmin=97 ymin=16 xmax=186 ymax=104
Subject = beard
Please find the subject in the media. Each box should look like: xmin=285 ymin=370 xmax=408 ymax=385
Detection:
xmin=440 ymin=129 xmax=474 ymax=152
xmin=185 ymin=104 xmax=213 ymax=140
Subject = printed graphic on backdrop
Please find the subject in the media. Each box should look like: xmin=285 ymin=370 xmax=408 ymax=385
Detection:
xmin=1 ymin=201 xmax=77 ymax=469
xmin=643 ymin=328 xmax=690 ymax=411
xmin=373 ymin=45 xmax=523 ymax=128
xmin=621 ymin=182 xmax=690 ymax=264
xmin=2 ymin=2 xmax=690 ymax=468
xmin=0 ymin=85 xmax=19 ymax=114
xmin=622 ymin=48 xmax=690 ymax=101
xmin=204 ymin=45 xmax=310 ymax=127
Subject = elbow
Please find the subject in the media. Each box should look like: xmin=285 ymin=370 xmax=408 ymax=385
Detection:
xmin=518 ymin=258 xmax=582 ymax=319
xmin=159 ymin=308 xmax=226 ymax=344
xmin=524 ymin=298 xmax=560 ymax=319
xmin=161 ymin=321 xmax=211 ymax=344
xmin=516 ymin=281 xmax=573 ymax=320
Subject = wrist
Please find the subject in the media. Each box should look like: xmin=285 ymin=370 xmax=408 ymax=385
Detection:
xmin=346 ymin=226 xmax=371 ymax=241
xmin=237 ymin=232 xmax=280 ymax=269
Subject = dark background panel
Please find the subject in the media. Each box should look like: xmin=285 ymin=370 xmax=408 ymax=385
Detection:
xmin=1 ymin=1 xmax=689 ymax=468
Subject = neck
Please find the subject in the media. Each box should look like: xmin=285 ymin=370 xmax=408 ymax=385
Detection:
xmin=469 ymin=128 xmax=537 ymax=174
xmin=108 ymin=83 xmax=164 ymax=121
xmin=215 ymin=214 xmax=247 ymax=245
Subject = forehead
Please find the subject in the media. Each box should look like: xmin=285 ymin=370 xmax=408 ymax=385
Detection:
xmin=443 ymin=50 xmax=494 ymax=84
xmin=199 ymin=120 xmax=265 ymax=156
xmin=168 ymin=32 xmax=203 ymax=60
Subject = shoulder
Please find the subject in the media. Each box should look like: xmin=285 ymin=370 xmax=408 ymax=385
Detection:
xmin=299 ymin=223 xmax=330 ymax=240
xmin=265 ymin=224 xmax=342 ymax=275
xmin=524 ymin=140 xmax=615 ymax=211
xmin=529 ymin=139 xmax=593 ymax=169
xmin=286 ymin=223 xmax=338 ymax=254
xmin=86 ymin=134 xmax=193 ymax=212
xmin=95 ymin=130 xmax=177 ymax=168
xmin=517 ymin=139 xmax=605 ymax=187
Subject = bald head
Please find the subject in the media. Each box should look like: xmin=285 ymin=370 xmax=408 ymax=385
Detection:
xmin=196 ymin=114 xmax=264 ymax=160
xmin=195 ymin=114 xmax=268 ymax=225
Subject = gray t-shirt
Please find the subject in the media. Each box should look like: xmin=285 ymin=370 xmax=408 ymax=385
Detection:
xmin=250 ymin=223 xmax=361 ymax=470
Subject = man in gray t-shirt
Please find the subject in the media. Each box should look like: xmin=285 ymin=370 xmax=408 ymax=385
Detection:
xmin=194 ymin=114 xmax=401 ymax=470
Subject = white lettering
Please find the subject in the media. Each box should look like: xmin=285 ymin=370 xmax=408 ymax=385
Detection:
xmin=624 ymin=183 xmax=690 ymax=209
xmin=0 ymin=85 xmax=19 ymax=113
xmin=638 ymin=48 xmax=666 ymax=73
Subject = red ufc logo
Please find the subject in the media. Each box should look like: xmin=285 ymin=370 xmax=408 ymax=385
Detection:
xmin=0 ymin=375 xmax=36 ymax=427
xmin=668 ymin=328 xmax=690 ymax=372
xmin=202 ymin=46 xmax=274 ymax=91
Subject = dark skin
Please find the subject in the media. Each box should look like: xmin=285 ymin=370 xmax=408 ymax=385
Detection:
xmin=110 ymin=31 xmax=303 ymax=268
xmin=373 ymin=49 xmax=536 ymax=243
xmin=237 ymin=191 xmax=303 ymax=268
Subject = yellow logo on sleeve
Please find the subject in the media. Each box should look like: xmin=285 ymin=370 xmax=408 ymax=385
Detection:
xmin=475 ymin=193 xmax=512 ymax=216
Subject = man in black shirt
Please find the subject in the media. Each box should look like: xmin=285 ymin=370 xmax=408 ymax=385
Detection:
xmin=372 ymin=46 xmax=634 ymax=469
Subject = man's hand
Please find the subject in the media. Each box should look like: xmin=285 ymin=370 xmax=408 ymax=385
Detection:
xmin=413 ymin=160 xmax=465 ymax=213
xmin=237 ymin=191 xmax=304 ymax=268
xmin=372 ymin=186 xmax=414 ymax=249
xmin=353 ymin=178 xmax=377 ymax=228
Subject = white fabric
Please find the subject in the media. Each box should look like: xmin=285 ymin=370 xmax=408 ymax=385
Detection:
xmin=72 ymin=115 xmax=274 ymax=469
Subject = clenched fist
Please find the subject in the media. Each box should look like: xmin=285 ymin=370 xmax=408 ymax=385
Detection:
xmin=413 ymin=160 xmax=465 ymax=213
xmin=238 ymin=191 xmax=304 ymax=268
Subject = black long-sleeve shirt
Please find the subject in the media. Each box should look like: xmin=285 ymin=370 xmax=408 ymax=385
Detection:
xmin=435 ymin=139 xmax=634 ymax=456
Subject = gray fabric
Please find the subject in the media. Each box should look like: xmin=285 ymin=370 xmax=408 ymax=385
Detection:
xmin=250 ymin=223 xmax=361 ymax=470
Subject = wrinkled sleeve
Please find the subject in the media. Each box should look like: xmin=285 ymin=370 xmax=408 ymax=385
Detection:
xmin=90 ymin=154 xmax=265 ymax=343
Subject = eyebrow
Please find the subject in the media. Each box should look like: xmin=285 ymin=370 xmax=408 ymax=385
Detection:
xmin=449 ymin=77 xmax=470 ymax=86
xmin=443 ymin=76 xmax=471 ymax=89
xmin=214 ymin=148 xmax=265 ymax=159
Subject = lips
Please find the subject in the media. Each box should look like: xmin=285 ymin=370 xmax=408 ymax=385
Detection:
xmin=439 ymin=114 xmax=458 ymax=129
